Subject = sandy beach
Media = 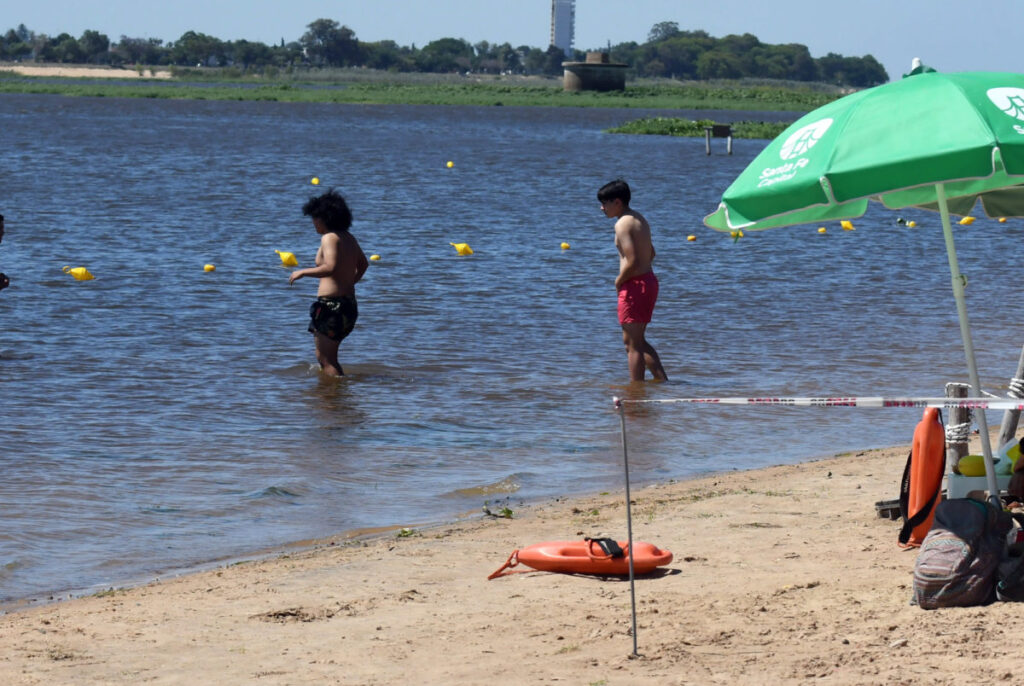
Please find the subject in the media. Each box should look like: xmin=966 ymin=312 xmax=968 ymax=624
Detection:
xmin=1 ymin=430 xmax=1020 ymax=685
xmin=0 ymin=63 xmax=172 ymax=79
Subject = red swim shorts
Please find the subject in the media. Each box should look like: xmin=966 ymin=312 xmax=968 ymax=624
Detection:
xmin=617 ymin=271 xmax=659 ymax=324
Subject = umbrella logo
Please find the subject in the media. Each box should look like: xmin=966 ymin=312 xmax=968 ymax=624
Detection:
xmin=987 ymin=87 xmax=1024 ymax=122
xmin=779 ymin=118 xmax=833 ymax=160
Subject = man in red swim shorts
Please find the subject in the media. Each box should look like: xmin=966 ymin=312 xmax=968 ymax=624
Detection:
xmin=598 ymin=179 xmax=668 ymax=382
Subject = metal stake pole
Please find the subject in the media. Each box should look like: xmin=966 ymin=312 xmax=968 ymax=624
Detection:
xmin=616 ymin=397 xmax=639 ymax=657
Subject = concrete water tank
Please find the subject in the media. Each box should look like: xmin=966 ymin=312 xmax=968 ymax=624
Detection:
xmin=562 ymin=52 xmax=628 ymax=92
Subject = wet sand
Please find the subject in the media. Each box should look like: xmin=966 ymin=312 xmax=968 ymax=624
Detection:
xmin=2 ymin=431 xmax=1020 ymax=685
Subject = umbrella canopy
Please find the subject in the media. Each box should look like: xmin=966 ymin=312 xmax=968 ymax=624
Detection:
xmin=705 ymin=71 xmax=1024 ymax=231
xmin=704 ymin=71 xmax=1024 ymax=500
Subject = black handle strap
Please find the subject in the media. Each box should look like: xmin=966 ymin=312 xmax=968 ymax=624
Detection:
xmin=584 ymin=537 xmax=624 ymax=558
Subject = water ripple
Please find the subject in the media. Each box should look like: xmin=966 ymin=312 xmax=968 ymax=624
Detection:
xmin=1 ymin=94 xmax=1018 ymax=602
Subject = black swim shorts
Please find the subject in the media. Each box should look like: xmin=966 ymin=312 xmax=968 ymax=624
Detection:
xmin=308 ymin=295 xmax=358 ymax=342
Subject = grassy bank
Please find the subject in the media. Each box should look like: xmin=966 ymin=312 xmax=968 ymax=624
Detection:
xmin=0 ymin=66 xmax=842 ymax=111
xmin=607 ymin=117 xmax=793 ymax=139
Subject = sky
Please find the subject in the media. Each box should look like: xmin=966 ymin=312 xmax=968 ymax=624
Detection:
xmin=1 ymin=0 xmax=1019 ymax=82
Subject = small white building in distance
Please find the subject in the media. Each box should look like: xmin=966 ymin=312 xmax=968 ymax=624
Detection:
xmin=550 ymin=0 xmax=575 ymax=57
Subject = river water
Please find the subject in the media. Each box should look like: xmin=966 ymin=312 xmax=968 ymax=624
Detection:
xmin=1 ymin=93 xmax=1021 ymax=605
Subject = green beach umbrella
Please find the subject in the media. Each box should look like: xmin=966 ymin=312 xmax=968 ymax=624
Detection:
xmin=704 ymin=70 xmax=1024 ymax=500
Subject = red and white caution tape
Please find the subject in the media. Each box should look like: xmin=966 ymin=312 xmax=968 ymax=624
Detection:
xmin=613 ymin=396 xmax=1024 ymax=410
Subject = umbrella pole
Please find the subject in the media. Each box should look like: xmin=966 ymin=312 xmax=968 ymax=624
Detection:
xmin=935 ymin=183 xmax=999 ymax=504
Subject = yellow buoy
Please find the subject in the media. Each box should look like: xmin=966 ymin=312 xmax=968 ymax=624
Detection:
xmin=999 ymin=217 xmax=1008 ymax=223
xmin=450 ymin=242 xmax=473 ymax=256
xmin=275 ymin=250 xmax=298 ymax=267
xmin=729 ymin=229 xmax=743 ymax=243
xmin=907 ymin=220 xmax=917 ymax=227
xmin=958 ymin=216 xmax=975 ymax=225
xmin=311 ymin=177 xmax=320 ymax=185
xmin=370 ymin=254 xmax=381 ymax=261
xmin=560 ymin=242 xmax=570 ymax=250
xmin=446 ymin=161 xmax=454 ymax=168
xmin=818 ymin=227 xmax=827 ymax=234
xmin=840 ymin=220 xmax=854 ymax=231
xmin=62 ymin=265 xmax=94 ymax=281
xmin=686 ymin=235 xmax=696 ymax=242
xmin=203 ymin=264 xmax=216 ymax=272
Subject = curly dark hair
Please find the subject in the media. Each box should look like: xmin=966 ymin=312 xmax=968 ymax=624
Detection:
xmin=302 ymin=188 xmax=352 ymax=232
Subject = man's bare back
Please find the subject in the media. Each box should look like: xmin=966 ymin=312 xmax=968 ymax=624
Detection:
xmin=613 ymin=210 xmax=655 ymax=289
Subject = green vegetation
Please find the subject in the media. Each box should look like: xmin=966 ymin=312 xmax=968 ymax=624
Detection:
xmin=1 ymin=17 xmax=889 ymax=86
xmin=0 ymin=16 xmax=868 ymax=112
xmin=607 ymin=117 xmax=794 ymax=139
xmin=0 ymin=68 xmax=841 ymax=111
xmin=482 ymin=498 xmax=514 ymax=519
xmin=617 ymin=23 xmax=886 ymax=86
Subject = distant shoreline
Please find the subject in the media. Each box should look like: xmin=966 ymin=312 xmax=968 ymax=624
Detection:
xmin=0 ymin=63 xmax=840 ymax=111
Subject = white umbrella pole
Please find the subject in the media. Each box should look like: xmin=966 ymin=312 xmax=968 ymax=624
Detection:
xmin=936 ymin=183 xmax=999 ymax=503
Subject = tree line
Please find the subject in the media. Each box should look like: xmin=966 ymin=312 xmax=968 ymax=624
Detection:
xmin=0 ymin=18 xmax=889 ymax=86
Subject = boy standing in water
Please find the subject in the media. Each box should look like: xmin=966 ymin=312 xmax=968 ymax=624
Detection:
xmin=289 ymin=189 xmax=368 ymax=376
xmin=598 ymin=179 xmax=667 ymax=382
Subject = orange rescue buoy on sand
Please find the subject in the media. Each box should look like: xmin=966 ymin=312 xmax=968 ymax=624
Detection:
xmin=898 ymin=407 xmax=946 ymax=548
xmin=488 ymin=538 xmax=673 ymax=579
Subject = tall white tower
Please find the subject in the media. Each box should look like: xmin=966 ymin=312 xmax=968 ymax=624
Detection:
xmin=550 ymin=0 xmax=575 ymax=57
